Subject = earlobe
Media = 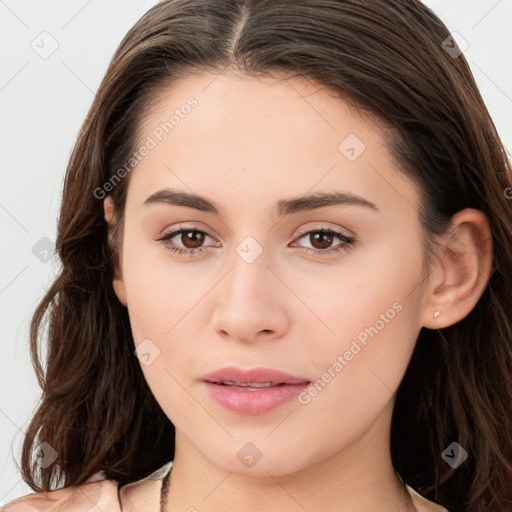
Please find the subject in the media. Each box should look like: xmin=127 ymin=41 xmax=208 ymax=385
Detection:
xmin=113 ymin=278 xmax=128 ymax=307
xmin=103 ymin=195 xmax=128 ymax=307
xmin=104 ymin=195 xmax=115 ymax=224
xmin=421 ymin=208 xmax=493 ymax=329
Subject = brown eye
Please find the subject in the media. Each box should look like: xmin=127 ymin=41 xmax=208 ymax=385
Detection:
xmin=293 ymin=228 xmax=356 ymax=256
xmin=156 ymin=227 xmax=219 ymax=255
xmin=180 ymin=230 xmax=205 ymax=249
xmin=309 ymin=231 xmax=334 ymax=250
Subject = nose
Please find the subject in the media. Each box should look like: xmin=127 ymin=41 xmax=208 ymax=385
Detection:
xmin=210 ymin=247 xmax=290 ymax=344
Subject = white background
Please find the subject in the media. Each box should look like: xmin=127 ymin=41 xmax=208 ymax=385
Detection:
xmin=1 ymin=0 xmax=511 ymax=504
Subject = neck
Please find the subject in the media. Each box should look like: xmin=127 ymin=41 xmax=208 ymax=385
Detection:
xmin=165 ymin=400 xmax=413 ymax=512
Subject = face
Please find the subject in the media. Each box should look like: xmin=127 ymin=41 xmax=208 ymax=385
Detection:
xmin=108 ymin=70 xmax=430 ymax=477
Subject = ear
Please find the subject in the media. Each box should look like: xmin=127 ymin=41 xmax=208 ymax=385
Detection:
xmin=420 ymin=208 xmax=493 ymax=329
xmin=103 ymin=195 xmax=128 ymax=307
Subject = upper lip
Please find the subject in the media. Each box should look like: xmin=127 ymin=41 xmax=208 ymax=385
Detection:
xmin=202 ymin=366 xmax=310 ymax=385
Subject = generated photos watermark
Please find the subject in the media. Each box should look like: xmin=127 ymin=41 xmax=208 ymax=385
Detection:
xmin=298 ymin=301 xmax=403 ymax=405
xmin=93 ymin=96 xmax=198 ymax=200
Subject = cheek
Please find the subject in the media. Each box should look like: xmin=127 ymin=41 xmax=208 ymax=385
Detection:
xmin=120 ymin=231 xmax=212 ymax=342
xmin=120 ymin=243 xmax=219 ymax=416
xmin=290 ymin=234 xmax=424 ymax=408
xmin=289 ymin=229 xmax=424 ymax=347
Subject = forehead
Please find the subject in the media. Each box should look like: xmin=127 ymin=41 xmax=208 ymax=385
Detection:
xmin=139 ymin=69 xmax=377 ymax=148
xmin=127 ymin=70 xmax=418 ymax=219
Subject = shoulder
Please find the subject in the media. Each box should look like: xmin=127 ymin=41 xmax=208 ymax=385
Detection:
xmin=407 ymin=484 xmax=450 ymax=512
xmin=1 ymin=473 xmax=121 ymax=512
xmin=2 ymin=462 xmax=174 ymax=512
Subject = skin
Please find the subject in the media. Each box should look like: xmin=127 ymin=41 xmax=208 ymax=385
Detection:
xmin=104 ymin=70 xmax=492 ymax=512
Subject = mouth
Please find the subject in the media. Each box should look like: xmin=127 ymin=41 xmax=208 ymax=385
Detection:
xmin=201 ymin=368 xmax=311 ymax=415
xmin=204 ymin=380 xmax=308 ymax=390
xmin=202 ymin=380 xmax=311 ymax=414
xmin=201 ymin=366 xmax=310 ymax=387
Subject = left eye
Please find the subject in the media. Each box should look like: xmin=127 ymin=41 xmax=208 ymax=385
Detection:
xmin=292 ymin=228 xmax=356 ymax=255
xmin=155 ymin=227 xmax=355 ymax=256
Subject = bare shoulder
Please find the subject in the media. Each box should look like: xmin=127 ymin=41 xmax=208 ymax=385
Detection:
xmin=2 ymin=478 xmax=121 ymax=512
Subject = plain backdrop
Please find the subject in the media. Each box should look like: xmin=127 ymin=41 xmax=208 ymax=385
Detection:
xmin=1 ymin=0 xmax=511 ymax=505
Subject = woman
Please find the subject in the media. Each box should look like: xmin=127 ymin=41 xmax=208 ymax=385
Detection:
xmin=4 ymin=1 xmax=512 ymax=511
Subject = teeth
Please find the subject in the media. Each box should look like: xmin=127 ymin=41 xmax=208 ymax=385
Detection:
xmin=220 ymin=380 xmax=280 ymax=387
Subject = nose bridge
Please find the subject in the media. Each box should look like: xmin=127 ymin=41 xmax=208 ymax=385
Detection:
xmin=210 ymin=233 xmax=289 ymax=341
xmin=225 ymin=235 xmax=272 ymax=302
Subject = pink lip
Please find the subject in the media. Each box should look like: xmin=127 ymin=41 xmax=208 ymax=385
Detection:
xmin=201 ymin=366 xmax=310 ymax=415
xmin=201 ymin=366 xmax=310 ymax=385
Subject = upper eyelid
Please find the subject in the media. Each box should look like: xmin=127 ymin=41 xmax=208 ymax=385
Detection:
xmin=158 ymin=222 xmax=216 ymax=238
xmin=294 ymin=225 xmax=352 ymax=238
xmin=159 ymin=221 xmax=352 ymax=237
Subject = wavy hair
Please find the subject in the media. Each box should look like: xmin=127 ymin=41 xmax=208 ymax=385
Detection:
xmin=19 ymin=1 xmax=512 ymax=510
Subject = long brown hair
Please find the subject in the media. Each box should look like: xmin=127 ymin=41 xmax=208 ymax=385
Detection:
xmin=19 ymin=1 xmax=512 ymax=510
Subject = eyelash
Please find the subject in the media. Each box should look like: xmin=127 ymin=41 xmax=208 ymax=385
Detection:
xmin=155 ymin=225 xmax=356 ymax=257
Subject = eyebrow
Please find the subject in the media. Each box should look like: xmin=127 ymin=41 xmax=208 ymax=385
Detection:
xmin=143 ymin=188 xmax=379 ymax=216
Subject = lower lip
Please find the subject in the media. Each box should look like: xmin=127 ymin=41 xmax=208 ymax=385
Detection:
xmin=203 ymin=381 xmax=310 ymax=415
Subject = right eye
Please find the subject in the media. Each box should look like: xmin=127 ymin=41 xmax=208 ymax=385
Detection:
xmin=155 ymin=226 xmax=220 ymax=255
